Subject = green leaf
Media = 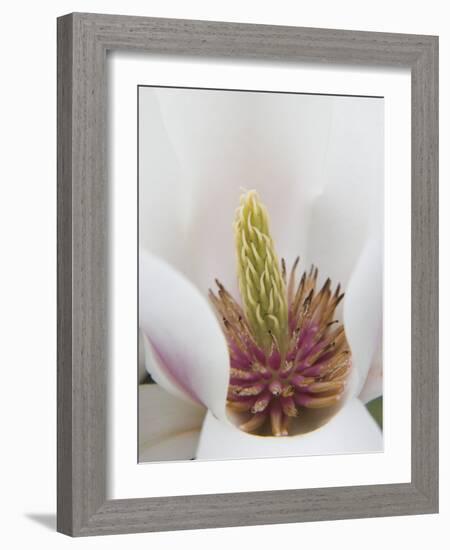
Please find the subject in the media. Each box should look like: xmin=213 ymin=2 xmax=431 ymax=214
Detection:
xmin=366 ymin=396 xmax=383 ymax=429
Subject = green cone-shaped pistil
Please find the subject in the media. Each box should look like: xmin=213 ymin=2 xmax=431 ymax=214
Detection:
xmin=234 ymin=190 xmax=288 ymax=352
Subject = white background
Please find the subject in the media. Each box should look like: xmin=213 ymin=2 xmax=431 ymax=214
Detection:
xmin=0 ymin=1 xmax=446 ymax=549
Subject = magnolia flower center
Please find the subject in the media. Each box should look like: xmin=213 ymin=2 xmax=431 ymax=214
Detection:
xmin=210 ymin=190 xmax=351 ymax=437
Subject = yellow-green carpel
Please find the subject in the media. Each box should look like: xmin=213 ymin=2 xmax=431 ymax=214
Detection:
xmin=234 ymin=190 xmax=288 ymax=353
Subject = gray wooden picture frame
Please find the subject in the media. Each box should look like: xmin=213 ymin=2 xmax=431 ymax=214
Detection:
xmin=57 ymin=12 xmax=438 ymax=537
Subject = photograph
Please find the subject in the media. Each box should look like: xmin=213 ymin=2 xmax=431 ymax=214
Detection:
xmin=138 ymin=85 xmax=384 ymax=463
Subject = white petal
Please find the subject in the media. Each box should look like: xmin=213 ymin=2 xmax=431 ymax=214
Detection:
xmin=138 ymin=90 xmax=192 ymax=274
xmin=301 ymin=98 xmax=384 ymax=396
xmin=344 ymin=233 xmax=383 ymax=397
xmin=196 ymin=398 xmax=382 ymax=460
xmin=140 ymin=87 xmax=334 ymax=295
xmin=142 ymin=331 xmax=198 ymax=405
xmin=139 ymin=384 xmax=205 ymax=462
xmin=359 ymin=334 xmax=383 ymax=403
xmin=139 ymin=250 xmax=230 ymax=419
xmin=303 ymin=97 xmax=384 ymax=288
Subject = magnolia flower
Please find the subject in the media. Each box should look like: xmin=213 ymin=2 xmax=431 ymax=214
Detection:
xmin=138 ymin=87 xmax=383 ymax=461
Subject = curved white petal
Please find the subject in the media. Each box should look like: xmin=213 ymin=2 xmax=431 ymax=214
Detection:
xmin=138 ymin=90 xmax=192 ymax=274
xmin=139 ymin=250 xmax=230 ymax=419
xmin=344 ymin=233 xmax=383 ymax=397
xmin=359 ymin=333 xmax=383 ymax=403
xmin=140 ymin=87 xmax=334 ymax=294
xmin=303 ymin=97 xmax=384 ymax=289
xmin=142 ymin=331 xmax=198 ymax=405
xmin=139 ymin=384 xmax=205 ymax=462
xmin=196 ymin=398 xmax=382 ymax=460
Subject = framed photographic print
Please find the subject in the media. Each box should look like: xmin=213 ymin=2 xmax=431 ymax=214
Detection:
xmin=57 ymin=13 xmax=438 ymax=536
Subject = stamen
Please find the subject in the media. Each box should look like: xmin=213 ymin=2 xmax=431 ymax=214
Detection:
xmin=211 ymin=190 xmax=352 ymax=437
xmin=251 ymin=362 xmax=270 ymax=376
xmin=269 ymin=380 xmax=283 ymax=396
xmin=240 ymin=413 xmax=267 ymax=433
xmin=270 ymin=401 xmax=284 ymax=436
xmin=281 ymin=396 xmax=298 ymax=417
xmin=308 ymin=381 xmax=345 ymax=394
xmin=281 ymin=384 xmax=295 ymax=397
xmin=287 ymin=256 xmax=300 ymax=305
xmin=230 ymin=368 xmax=261 ymax=382
xmin=291 ymin=374 xmax=315 ymax=389
xmin=267 ymin=343 xmax=281 ymax=370
xmin=294 ymin=393 xmax=342 ymax=408
xmin=251 ymin=391 xmax=272 ymax=413
xmin=227 ymin=399 xmax=255 ymax=412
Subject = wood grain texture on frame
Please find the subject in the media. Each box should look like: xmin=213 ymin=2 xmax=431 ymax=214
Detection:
xmin=57 ymin=12 xmax=438 ymax=536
